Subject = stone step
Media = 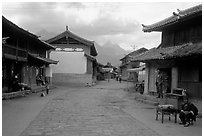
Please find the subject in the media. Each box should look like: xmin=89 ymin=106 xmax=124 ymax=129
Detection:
xmin=31 ymin=85 xmax=56 ymax=93
xmin=31 ymin=86 xmax=46 ymax=93
xmin=2 ymin=90 xmax=30 ymax=100
xmin=2 ymin=85 xmax=57 ymax=100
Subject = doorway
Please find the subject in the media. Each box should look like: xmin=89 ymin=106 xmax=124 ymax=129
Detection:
xmin=159 ymin=68 xmax=172 ymax=93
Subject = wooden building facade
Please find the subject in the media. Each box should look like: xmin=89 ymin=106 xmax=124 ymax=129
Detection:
xmin=119 ymin=48 xmax=148 ymax=81
xmin=96 ymin=63 xmax=106 ymax=81
xmin=2 ymin=16 xmax=57 ymax=93
xmin=132 ymin=4 xmax=202 ymax=99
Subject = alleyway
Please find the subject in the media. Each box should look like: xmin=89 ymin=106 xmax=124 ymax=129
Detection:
xmin=2 ymin=80 xmax=202 ymax=136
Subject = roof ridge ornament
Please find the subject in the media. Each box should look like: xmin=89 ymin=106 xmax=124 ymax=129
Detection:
xmin=66 ymin=25 xmax=69 ymax=31
xmin=173 ymin=12 xmax=182 ymax=19
xmin=142 ymin=4 xmax=201 ymax=32
xmin=142 ymin=24 xmax=147 ymax=27
xmin=2 ymin=37 xmax=9 ymax=44
xmin=177 ymin=9 xmax=181 ymax=13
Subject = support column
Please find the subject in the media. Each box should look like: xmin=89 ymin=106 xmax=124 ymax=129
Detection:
xmin=144 ymin=63 xmax=149 ymax=94
xmin=171 ymin=67 xmax=178 ymax=93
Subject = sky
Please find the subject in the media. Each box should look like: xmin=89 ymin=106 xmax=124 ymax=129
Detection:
xmin=2 ymin=1 xmax=202 ymax=51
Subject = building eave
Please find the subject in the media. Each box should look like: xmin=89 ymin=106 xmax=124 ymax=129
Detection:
xmin=28 ymin=53 xmax=59 ymax=64
xmin=46 ymin=29 xmax=97 ymax=56
xmin=3 ymin=16 xmax=56 ymax=50
xmin=142 ymin=4 xmax=202 ymax=32
xmin=131 ymin=43 xmax=202 ymax=62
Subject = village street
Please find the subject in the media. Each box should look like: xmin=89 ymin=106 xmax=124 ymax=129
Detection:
xmin=2 ymin=80 xmax=202 ymax=136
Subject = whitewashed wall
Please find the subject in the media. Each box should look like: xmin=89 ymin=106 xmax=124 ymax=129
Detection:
xmin=50 ymin=51 xmax=87 ymax=74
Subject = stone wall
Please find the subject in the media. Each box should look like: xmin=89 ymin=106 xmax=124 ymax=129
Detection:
xmin=52 ymin=73 xmax=93 ymax=87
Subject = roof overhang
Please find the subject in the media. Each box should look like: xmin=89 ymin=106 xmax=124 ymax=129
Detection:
xmin=40 ymin=40 xmax=56 ymax=50
xmin=102 ymin=68 xmax=113 ymax=72
xmin=131 ymin=43 xmax=202 ymax=62
xmin=46 ymin=30 xmax=97 ymax=56
xmin=120 ymin=48 xmax=148 ymax=61
xmin=84 ymin=53 xmax=97 ymax=62
xmin=127 ymin=66 xmax=145 ymax=72
xmin=28 ymin=53 xmax=58 ymax=65
xmin=3 ymin=16 xmax=56 ymax=50
xmin=142 ymin=4 xmax=202 ymax=32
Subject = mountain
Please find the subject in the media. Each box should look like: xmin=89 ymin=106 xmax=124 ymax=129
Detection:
xmin=37 ymin=29 xmax=129 ymax=66
xmin=102 ymin=41 xmax=128 ymax=56
xmin=36 ymin=29 xmax=57 ymax=40
xmin=95 ymin=42 xmax=129 ymax=66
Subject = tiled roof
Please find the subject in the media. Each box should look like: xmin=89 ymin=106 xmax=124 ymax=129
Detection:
xmin=46 ymin=29 xmax=97 ymax=56
xmin=142 ymin=4 xmax=202 ymax=32
xmin=28 ymin=53 xmax=59 ymax=64
xmin=120 ymin=47 xmax=148 ymax=61
xmin=47 ymin=30 xmax=94 ymax=46
xmin=2 ymin=16 xmax=56 ymax=50
xmin=131 ymin=43 xmax=202 ymax=62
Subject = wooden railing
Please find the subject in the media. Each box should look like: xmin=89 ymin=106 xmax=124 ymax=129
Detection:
xmin=3 ymin=44 xmax=27 ymax=60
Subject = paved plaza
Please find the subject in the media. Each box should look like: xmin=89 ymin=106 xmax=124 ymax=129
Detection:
xmin=2 ymin=80 xmax=202 ymax=136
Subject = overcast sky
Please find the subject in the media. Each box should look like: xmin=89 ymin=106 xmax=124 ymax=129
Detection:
xmin=2 ymin=1 xmax=201 ymax=50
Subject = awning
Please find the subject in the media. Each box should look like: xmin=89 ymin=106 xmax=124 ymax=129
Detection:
xmin=127 ymin=66 xmax=145 ymax=72
xmin=28 ymin=53 xmax=58 ymax=64
xmin=102 ymin=67 xmax=113 ymax=72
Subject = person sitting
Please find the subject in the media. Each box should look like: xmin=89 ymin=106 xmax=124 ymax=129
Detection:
xmin=179 ymin=97 xmax=198 ymax=127
xmin=36 ymin=75 xmax=45 ymax=86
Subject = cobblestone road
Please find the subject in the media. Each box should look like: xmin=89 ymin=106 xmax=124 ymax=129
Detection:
xmin=21 ymin=81 xmax=159 ymax=136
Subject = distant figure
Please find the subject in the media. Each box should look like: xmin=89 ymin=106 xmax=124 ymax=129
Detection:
xmin=36 ymin=75 xmax=45 ymax=86
xmin=119 ymin=75 xmax=122 ymax=83
xmin=45 ymin=81 xmax=49 ymax=94
xmin=179 ymin=97 xmax=198 ymax=127
xmin=116 ymin=74 xmax=119 ymax=81
xmin=107 ymin=72 xmax=111 ymax=83
xmin=156 ymin=70 xmax=163 ymax=98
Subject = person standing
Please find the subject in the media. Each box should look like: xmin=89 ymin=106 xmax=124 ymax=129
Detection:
xmin=107 ymin=71 xmax=110 ymax=83
xmin=156 ymin=70 xmax=163 ymax=98
xmin=45 ymin=81 xmax=49 ymax=94
xmin=119 ymin=75 xmax=122 ymax=83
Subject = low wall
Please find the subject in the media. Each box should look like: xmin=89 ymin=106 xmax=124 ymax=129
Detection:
xmin=52 ymin=73 xmax=93 ymax=87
